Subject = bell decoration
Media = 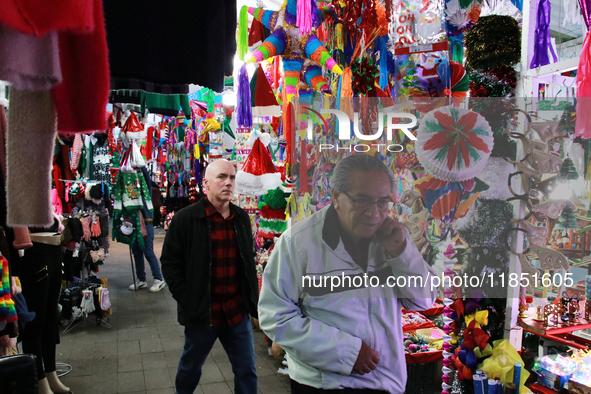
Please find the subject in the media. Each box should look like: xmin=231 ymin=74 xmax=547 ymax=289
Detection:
xmin=558 ymin=157 xmax=579 ymax=182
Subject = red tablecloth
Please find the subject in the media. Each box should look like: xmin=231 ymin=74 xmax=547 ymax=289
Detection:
xmin=405 ymin=350 xmax=443 ymax=364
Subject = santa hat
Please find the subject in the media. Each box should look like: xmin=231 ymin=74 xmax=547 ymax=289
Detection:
xmin=248 ymin=18 xmax=270 ymax=48
xmin=235 ymin=135 xmax=282 ymax=195
xmin=250 ymin=64 xmax=281 ymax=117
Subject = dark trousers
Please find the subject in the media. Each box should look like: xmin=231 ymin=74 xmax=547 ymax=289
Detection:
xmin=291 ymin=380 xmax=389 ymax=394
xmin=175 ymin=314 xmax=257 ymax=394
xmin=20 ymin=242 xmax=63 ymax=380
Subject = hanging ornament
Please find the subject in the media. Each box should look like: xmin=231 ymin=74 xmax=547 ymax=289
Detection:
xmin=558 ymin=157 xmax=580 ymax=181
xmin=445 ymin=0 xmax=482 ymax=36
xmin=235 ymin=136 xmax=283 ymax=195
xmin=450 ymin=61 xmax=469 ymax=106
xmin=237 ymin=64 xmax=253 ymax=128
xmin=530 ymin=0 xmax=558 ymax=69
xmin=464 ymin=16 xmax=521 ymax=70
xmin=416 ymin=105 xmax=494 ymax=182
xmin=554 ymin=206 xmax=579 ymax=230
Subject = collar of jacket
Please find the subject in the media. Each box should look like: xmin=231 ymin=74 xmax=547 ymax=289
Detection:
xmin=192 ymin=197 xmax=239 ymax=220
xmin=321 ymin=204 xmax=341 ymax=251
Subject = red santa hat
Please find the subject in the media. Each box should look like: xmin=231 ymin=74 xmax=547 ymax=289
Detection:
xmin=250 ymin=64 xmax=281 ymax=117
xmin=235 ymin=134 xmax=282 ymax=195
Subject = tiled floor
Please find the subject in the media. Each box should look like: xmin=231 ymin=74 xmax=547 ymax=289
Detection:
xmin=58 ymin=227 xmax=290 ymax=394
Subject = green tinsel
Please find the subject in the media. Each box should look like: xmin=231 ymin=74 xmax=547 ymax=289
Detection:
xmin=259 ymin=187 xmax=287 ymax=210
xmin=457 ymin=199 xmax=513 ymax=248
xmin=259 ymin=219 xmax=287 ymax=233
xmin=237 ymin=6 xmax=249 ymax=61
xmin=468 ymin=99 xmax=517 ymax=159
xmin=464 ymin=16 xmax=521 ymax=70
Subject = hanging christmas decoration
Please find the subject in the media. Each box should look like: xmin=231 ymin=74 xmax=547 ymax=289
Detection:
xmin=575 ymin=0 xmax=591 ymax=139
xmin=558 ymin=157 xmax=580 ymax=181
xmin=416 ymin=105 xmax=494 ymax=182
xmin=445 ymin=0 xmax=482 ymax=36
xmin=235 ymin=134 xmax=283 ymax=195
xmin=258 ymin=187 xmax=288 ymax=239
xmin=351 ymin=56 xmax=379 ymax=97
xmin=250 ymin=64 xmax=282 ymax=117
xmin=450 ymin=61 xmax=469 ymax=106
xmin=554 ymin=206 xmax=579 ymax=230
xmin=464 ymin=16 xmax=521 ymax=71
xmin=469 ymin=67 xmax=517 ymax=97
xmin=237 ymin=64 xmax=252 ymax=128
xmin=530 ymin=0 xmax=558 ymax=69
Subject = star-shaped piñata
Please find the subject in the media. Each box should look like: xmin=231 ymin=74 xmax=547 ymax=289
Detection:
xmin=247 ymin=0 xmax=343 ymax=101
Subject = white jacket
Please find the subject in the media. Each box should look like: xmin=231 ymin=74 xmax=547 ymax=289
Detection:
xmin=258 ymin=205 xmax=437 ymax=394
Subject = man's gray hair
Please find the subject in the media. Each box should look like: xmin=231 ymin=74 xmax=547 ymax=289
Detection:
xmin=331 ymin=154 xmax=396 ymax=194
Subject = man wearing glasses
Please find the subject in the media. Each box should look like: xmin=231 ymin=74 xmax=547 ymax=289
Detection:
xmin=258 ymin=154 xmax=436 ymax=394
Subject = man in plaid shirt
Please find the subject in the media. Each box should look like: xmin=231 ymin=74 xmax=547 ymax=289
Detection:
xmin=162 ymin=159 xmax=259 ymax=394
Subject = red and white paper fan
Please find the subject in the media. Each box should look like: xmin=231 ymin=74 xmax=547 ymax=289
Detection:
xmin=415 ymin=105 xmax=493 ymax=182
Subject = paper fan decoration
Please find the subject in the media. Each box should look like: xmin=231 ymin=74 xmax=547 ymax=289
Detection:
xmin=235 ymin=137 xmax=283 ymax=195
xmin=416 ymin=106 xmax=493 ymax=182
xmin=450 ymin=61 xmax=469 ymax=106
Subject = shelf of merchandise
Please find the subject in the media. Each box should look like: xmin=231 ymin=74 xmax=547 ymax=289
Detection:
xmin=518 ymin=304 xmax=591 ymax=350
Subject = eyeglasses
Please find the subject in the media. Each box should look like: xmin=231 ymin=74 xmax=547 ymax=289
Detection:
xmin=342 ymin=192 xmax=394 ymax=212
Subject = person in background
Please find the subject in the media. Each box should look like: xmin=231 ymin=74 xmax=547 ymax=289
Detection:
xmin=152 ymin=182 xmax=163 ymax=227
xmin=258 ymin=154 xmax=437 ymax=394
xmin=161 ymin=159 xmax=259 ymax=394
xmin=128 ymin=166 xmax=166 ymax=293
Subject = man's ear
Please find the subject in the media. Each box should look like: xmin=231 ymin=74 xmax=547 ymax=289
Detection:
xmin=332 ymin=190 xmax=340 ymax=209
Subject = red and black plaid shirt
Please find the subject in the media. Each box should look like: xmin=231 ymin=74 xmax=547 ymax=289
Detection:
xmin=204 ymin=197 xmax=245 ymax=327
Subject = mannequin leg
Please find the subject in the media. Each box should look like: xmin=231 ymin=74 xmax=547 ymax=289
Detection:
xmin=46 ymin=371 xmax=70 ymax=393
xmin=38 ymin=377 xmax=54 ymax=394
xmin=44 ymin=259 xmax=68 ymax=393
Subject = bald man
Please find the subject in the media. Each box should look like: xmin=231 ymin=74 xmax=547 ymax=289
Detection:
xmin=161 ymin=159 xmax=259 ymax=394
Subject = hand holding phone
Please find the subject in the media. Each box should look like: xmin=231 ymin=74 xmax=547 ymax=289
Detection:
xmin=376 ymin=217 xmax=407 ymax=257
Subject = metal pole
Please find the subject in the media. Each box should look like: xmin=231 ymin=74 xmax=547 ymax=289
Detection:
xmin=129 ymin=245 xmax=137 ymax=292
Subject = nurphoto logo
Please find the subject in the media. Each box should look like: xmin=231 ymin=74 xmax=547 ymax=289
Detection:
xmin=302 ymin=103 xmax=418 ymax=153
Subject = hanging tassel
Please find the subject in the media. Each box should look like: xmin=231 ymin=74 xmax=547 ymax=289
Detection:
xmin=575 ymin=29 xmax=591 ymax=140
xmin=237 ymin=6 xmax=249 ymax=61
xmin=297 ymin=0 xmax=312 ymax=36
xmin=340 ymin=67 xmax=353 ymax=97
xmin=237 ymin=64 xmax=253 ymax=128
xmin=378 ymin=36 xmax=389 ymax=90
xmin=530 ymin=0 xmax=558 ymax=69
xmin=310 ymin=0 xmax=320 ymax=29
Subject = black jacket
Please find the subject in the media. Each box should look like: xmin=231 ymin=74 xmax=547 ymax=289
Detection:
xmin=160 ymin=198 xmax=259 ymax=328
